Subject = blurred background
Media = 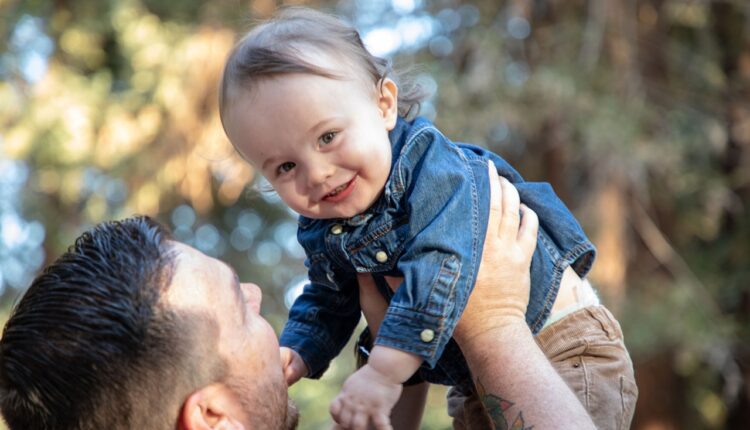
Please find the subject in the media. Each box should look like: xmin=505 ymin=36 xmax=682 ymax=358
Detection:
xmin=1 ymin=0 xmax=749 ymax=428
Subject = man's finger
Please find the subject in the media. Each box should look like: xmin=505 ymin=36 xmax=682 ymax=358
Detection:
xmin=486 ymin=160 xmax=502 ymax=239
xmin=518 ymin=204 xmax=539 ymax=256
xmin=498 ymin=177 xmax=521 ymax=239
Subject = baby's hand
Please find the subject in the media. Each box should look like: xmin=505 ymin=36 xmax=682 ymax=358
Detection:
xmin=280 ymin=347 xmax=308 ymax=386
xmin=330 ymin=364 xmax=401 ymax=429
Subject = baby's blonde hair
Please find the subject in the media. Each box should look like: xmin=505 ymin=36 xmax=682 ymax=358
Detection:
xmin=219 ymin=7 xmax=427 ymax=133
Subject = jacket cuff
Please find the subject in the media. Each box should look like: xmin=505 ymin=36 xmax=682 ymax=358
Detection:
xmin=279 ymin=321 xmax=336 ymax=379
xmin=374 ymin=305 xmax=449 ymax=368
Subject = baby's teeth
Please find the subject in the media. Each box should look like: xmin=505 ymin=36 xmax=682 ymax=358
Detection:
xmin=329 ymin=184 xmax=346 ymax=196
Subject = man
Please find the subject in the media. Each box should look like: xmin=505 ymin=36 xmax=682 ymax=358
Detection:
xmin=0 ymin=167 xmax=594 ymax=429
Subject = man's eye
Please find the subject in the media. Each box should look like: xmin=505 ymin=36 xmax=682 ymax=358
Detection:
xmin=320 ymin=131 xmax=337 ymax=145
xmin=277 ymin=162 xmax=295 ymax=175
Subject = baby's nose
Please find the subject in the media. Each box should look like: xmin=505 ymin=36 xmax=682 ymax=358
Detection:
xmin=305 ymin=163 xmax=334 ymax=188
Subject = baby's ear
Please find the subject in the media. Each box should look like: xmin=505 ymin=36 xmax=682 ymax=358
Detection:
xmin=378 ymin=78 xmax=399 ymax=130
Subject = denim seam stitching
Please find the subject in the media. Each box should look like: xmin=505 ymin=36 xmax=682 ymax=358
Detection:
xmin=529 ymin=242 xmax=596 ymax=332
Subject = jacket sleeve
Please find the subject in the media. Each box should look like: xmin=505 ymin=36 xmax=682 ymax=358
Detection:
xmin=374 ymin=127 xmax=489 ymax=368
xmin=279 ymin=260 xmax=361 ymax=379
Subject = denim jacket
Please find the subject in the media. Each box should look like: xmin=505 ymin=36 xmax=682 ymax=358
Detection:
xmin=279 ymin=117 xmax=595 ymax=387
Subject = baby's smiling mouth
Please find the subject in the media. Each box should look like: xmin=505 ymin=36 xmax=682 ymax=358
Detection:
xmin=322 ymin=177 xmax=356 ymax=202
xmin=326 ymin=182 xmax=349 ymax=198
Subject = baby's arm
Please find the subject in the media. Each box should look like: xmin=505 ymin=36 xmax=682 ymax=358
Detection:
xmin=279 ymin=269 xmax=362 ymax=381
xmin=330 ymin=345 xmax=422 ymax=429
xmin=356 ymin=274 xmax=427 ymax=430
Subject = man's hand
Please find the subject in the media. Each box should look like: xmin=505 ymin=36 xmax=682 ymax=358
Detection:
xmin=451 ymin=162 xmax=596 ymax=429
xmin=329 ymin=363 xmax=402 ymax=430
xmin=454 ymin=160 xmax=539 ymax=342
xmin=280 ymin=347 xmax=308 ymax=386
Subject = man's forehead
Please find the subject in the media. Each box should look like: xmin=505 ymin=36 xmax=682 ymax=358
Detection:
xmin=163 ymin=241 xmax=225 ymax=309
xmin=164 ymin=243 xmax=257 ymax=371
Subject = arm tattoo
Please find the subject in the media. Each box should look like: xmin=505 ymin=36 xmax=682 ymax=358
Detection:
xmin=477 ymin=379 xmax=534 ymax=430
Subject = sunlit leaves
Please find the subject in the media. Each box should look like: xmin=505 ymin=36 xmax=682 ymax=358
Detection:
xmin=4 ymin=0 xmax=249 ymax=219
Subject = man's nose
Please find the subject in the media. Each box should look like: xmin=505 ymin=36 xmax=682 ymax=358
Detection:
xmin=240 ymin=282 xmax=262 ymax=313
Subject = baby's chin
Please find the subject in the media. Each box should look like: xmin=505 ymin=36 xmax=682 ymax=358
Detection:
xmin=299 ymin=206 xmax=366 ymax=220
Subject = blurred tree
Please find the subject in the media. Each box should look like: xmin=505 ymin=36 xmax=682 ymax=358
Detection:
xmin=414 ymin=1 xmax=750 ymax=428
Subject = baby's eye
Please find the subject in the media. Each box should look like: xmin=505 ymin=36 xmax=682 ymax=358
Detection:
xmin=320 ymin=131 xmax=337 ymax=145
xmin=277 ymin=162 xmax=296 ymax=175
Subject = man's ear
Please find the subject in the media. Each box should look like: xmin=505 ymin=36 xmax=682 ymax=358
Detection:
xmin=378 ymin=78 xmax=399 ymax=131
xmin=179 ymin=384 xmax=246 ymax=430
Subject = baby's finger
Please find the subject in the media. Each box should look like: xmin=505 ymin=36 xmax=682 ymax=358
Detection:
xmin=329 ymin=398 xmax=342 ymax=423
xmin=371 ymin=412 xmax=393 ymax=430
xmin=291 ymin=360 xmax=308 ymax=385
xmin=350 ymin=412 xmax=368 ymax=430
xmin=337 ymin=406 xmax=354 ymax=429
xmin=498 ymin=177 xmax=521 ymax=239
xmin=280 ymin=348 xmax=300 ymax=385
xmin=282 ymin=363 xmax=295 ymax=384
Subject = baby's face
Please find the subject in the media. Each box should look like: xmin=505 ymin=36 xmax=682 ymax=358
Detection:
xmin=224 ymin=63 xmax=398 ymax=219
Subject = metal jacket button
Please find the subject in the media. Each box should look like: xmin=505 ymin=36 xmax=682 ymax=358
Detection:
xmin=375 ymin=251 xmax=388 ymax=263
xmin=420 ymin=329 xmax=435 ymax=343
xmin=331 ymin=224 xmax=343 ymax=235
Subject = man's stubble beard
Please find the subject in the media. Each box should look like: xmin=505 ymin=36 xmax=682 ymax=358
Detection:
xmin=228 ymin=377 xmax=299 ymax=429
xmin=284 ymin=399 xmax=299 ymax=430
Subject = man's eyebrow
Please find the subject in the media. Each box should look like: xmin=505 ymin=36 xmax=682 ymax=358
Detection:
xmin=229 ymin=265 xmax=240 ymax=286
xmin=224 ymin=263 xmax=246 ymax=321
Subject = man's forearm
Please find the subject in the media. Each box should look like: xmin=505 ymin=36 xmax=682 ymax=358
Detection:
xmin=458 ymin=321 xmax=595 ymax=429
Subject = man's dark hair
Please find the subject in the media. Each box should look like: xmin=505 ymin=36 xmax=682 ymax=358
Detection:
xmin=0 ymin=216 xmax=205 ymax=429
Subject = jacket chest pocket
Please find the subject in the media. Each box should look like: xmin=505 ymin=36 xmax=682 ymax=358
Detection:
xmin=347 ymin=220 xmax=406 ymax=273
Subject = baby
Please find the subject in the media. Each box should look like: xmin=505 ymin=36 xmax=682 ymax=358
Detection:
xmin=219 ymin=7 xmax=637 ymax=429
